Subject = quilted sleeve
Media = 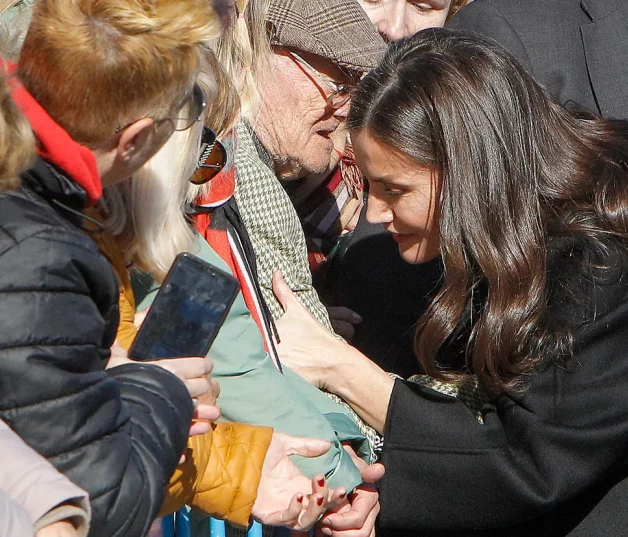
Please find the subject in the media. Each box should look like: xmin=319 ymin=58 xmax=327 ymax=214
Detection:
xmin=162 ymin=422 xmax=273 ymax=527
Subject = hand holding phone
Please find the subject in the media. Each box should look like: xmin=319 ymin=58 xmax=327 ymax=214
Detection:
xmin=129 ymin=252 xmax=240 ymax=360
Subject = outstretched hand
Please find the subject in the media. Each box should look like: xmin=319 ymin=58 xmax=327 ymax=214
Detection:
xmin=273 ymin=271 xmax=348 ymax=390
xmin=316 ymin=445 xmax=384 ymax=537
xmin=252 ymin=433 xmax=345 ymax=530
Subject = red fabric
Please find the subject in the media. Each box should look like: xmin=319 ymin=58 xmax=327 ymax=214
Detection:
xmin=5 ymin=61 xmax=102 ymax=205
xmin=194 ymin=167 xmax=270 ymax=352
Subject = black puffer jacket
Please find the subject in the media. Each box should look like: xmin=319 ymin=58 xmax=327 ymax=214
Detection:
xmin=0 ymin=157 xmax=194 ymax=537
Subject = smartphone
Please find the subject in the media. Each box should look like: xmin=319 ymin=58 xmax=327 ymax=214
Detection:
xmin=129 ymin=252 xmax=240 ymax=361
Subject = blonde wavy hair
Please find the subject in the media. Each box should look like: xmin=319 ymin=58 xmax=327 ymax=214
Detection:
xmin=0 ymin=67 xmax=35 ymax=192
xmin=18 ymin=0 xmax=225 ymax=146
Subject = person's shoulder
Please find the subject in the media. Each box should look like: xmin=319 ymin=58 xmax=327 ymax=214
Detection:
xmin=449 ymin=0 xmax=572 ymax=29
xmin=0 ymin=189 xmax=116 ymax=298
xmin=0 ymin=187 xmax=101 ymax=258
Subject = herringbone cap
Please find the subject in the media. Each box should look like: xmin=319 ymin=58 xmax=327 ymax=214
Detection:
xmin=267 ymin=0 xmax=386 ymax=73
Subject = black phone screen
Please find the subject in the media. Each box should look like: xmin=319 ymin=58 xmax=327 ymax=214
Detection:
xmin=129 ymin=253 xmax=240 ymax=360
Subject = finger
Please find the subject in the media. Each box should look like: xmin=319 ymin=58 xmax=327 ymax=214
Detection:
xmin=322 ymin=485 xmax=378 ymax=530
xmin=272 ymin=270 xmax=300 ymax=312
xmin=265 ymin=492 xmax=304 ymax=527
xmin=327 ymin=307 xmax=363 ymax=325
xmin=189 ymin=420 xmax=211 ymax=437
xmin=275 ymin=433 xmax=332 ymax=458
xmin=327 ymin=487 xmax=348 ymax=510
xmin=297 ymin=492 xmax=327 ymax=530
xmin=330 ymin=319 xmax=355 ymax=341
xmin=185 ymin=377 xmax=212 ymax=398
xmin=359 ymin=463 xmax=385 ymax=483
xmin=194 ymin=403 xmax=221 ymax=421
xmin=342 ymin=445 xmax=385 ymax=483
xmin=324 ymin=503 xmax=380 ymax=537
xmin=210 ymin=378 xmax=221 ymax=398
xmin=152 ymin=356 xmax=212 ymax=378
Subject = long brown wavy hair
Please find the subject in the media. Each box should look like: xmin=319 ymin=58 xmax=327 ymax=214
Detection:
xmin=348 ymin=29 xmax=628 ymax=394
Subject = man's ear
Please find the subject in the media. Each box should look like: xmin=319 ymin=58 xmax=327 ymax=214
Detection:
xmin=116 ymin=117 xmax=155 ymax=162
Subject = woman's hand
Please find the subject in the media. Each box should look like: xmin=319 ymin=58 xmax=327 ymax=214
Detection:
xmin=252 ymin=433 xmax=344 ymax=530
xmin=273 ymin=271 xmax=352 ymax=391
xmin=273 ymin=270 xmax=395 ymax=433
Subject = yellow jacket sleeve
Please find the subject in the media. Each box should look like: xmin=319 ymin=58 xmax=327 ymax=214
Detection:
xmin=89 ymin=224 xmax=274 ymax=526
xmin=161 ymin=422 xmax=273 ymax=527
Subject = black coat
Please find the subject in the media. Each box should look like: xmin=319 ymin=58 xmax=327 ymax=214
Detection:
xmin=448 ymin=0 xmax=628 ymax=120
xmin=378 ymin=238 xmax=628 ymax=536
xmin=0 ymin=157 xmax=194 ymax=537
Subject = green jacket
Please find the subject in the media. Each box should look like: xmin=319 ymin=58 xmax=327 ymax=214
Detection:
xmin=135 ymin=235 xmax=370 ymax=493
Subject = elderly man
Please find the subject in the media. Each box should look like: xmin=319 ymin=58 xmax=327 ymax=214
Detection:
xmin=232 ymin=0 xmax=386 ymax=333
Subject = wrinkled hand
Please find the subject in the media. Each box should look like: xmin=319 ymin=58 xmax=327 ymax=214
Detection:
xmin=327 ymin=306 xmax=362 ymax=341
xmin=316 ymin=445 xmax=384 ymax=537
xmin=35 ymin=520 xmax=78 ymax=537
xmin=273 ymin=271 xmax=346 ymax=390
xmin=252 ymin=433 xmax=344 ymax=530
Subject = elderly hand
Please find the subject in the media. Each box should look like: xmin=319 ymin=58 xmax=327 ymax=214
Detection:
xmin=316 ymin=445 xmax=384 ymax=537
xmin=273 ymin=270 xmax=353 ymax=391
xmin=252 ymin=433 xmax=345 ymax=530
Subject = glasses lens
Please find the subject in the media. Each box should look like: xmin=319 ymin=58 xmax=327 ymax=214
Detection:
xmin=173 ymin=84 xmax=206 ymax=131
xmin=328 ymin=90 xmax=351 ymax=110
xmin=190 ymin=128 xmax=227 ymax=185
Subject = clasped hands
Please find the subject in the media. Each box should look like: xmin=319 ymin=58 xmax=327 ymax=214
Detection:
xmin=107 ymin=339 xmax=383 ymax=535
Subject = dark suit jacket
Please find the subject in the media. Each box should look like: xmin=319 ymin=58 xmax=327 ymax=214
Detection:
xmin=448 ymin=0 xmax=628 ymax=119
xmin=379 ymin=237 xmax=628 ymax=536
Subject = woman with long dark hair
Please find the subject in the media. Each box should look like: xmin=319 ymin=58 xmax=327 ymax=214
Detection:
xmin=272 ymin=28 xmax=628 ymax=536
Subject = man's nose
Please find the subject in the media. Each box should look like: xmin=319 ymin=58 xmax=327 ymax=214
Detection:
xmin=383 ymin=2 xmax=407 ymax=43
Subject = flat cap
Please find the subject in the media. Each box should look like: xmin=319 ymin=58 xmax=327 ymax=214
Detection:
xmin=267 ymin=0 xmax=386 ymax=74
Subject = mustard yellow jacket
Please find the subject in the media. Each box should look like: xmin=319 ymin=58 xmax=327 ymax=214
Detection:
xmin=89 ymin=221 xmax=272 ymax=527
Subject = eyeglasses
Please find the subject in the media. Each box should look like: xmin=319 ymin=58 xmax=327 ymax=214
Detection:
xmin=115 ymin=83 xmax=207 ymax=134
xmin=288 ymin=52 xmax=353 ymax=110
xmin=190 ymin=126 xmax=228 ymax=185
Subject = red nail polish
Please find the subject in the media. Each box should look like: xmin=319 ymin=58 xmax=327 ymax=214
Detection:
xmin=317 ymin=496 xmax=324 ymax=506
xmin=297 ymin=494 xmax=304 ymax=503
xmin=317 ymin=477 xmax=325 ymax=487
xmin=339 ymin=492 xmax=347 ymax=499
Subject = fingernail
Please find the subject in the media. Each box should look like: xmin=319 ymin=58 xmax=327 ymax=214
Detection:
xmin=339 ymin=491 xmax=347 ymax=499
xmin=317 ymin=495 xmax=324 ymax=506
xmin=317 ymin=477 xmax=325 ymax=487
xmin=297 ymin=494 xmax=303 ymax=503
xmin=353 ymin=313 xmax=363 ymax=323
xmin=321 ymin=528 xmax=332 ymax=536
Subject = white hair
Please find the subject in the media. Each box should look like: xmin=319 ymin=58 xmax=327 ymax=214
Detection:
xmin=101 ymin=50 xmax=220 ymax=281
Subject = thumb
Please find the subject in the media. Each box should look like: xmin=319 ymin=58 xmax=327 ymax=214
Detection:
xmin=272 ymin=270 xmax=298 ymax=312
xmin=359 ymin=462 xmax=386 ymax=483
xmin=275 ymin=432 xmax=332 ymax=458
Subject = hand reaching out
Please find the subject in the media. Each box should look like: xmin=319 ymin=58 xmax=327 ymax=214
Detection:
xmin=252 ymin=433 xmax=346 ymax=530
xmin=316 ymin=445 xmax=385 ymax=537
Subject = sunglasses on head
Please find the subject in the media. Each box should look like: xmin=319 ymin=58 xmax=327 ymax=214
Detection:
xmin=190 ymin=126 xmax=228 ymax=185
